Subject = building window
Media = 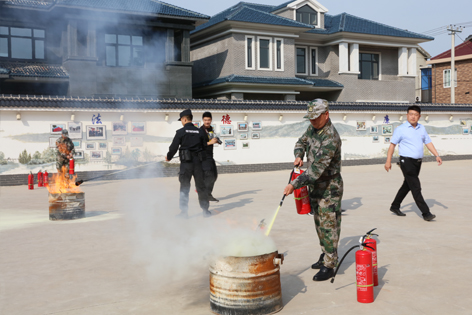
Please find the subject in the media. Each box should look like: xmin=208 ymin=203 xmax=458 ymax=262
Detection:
xmin=310 ymin=47 xmax=318 ymax=76
xmin=275 ymin=38 xmax=284 ymax=71
xmin=443 ymin=69 xmax=457 ymax=88
xmin=358 ymin=53 xmax=379 ymax=80
xmin=105 ymin=34 xmax=144 ymax=67
xmin=296 ymin=47 xmax=307 ymax=75
xmin=174 ymin=30 xmax=183 ymax=62
xmin=296 ymin=5 xmax=318 ymax=25
xmin=0 ymin=26 xmax=45 ymax=60
xmin=245 ymin=35 xmax=255 ymax=70
xmin=257 ymin=37 xmax=272 ymax=70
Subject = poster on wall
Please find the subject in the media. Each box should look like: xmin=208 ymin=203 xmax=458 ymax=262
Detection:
xmin=372 ymin=136 xmax=379 ymax=143
xmin=86 ymin=143 xmax=96 ymax=150
xmin=356 ymin=121 xmax=366 ymax=131
xmin=90 ymin=151 xmax=103 ymax=160
xmin=73 ymin=150 xmax=84 ymax=159
xmin=113 ymin=136 xmax=126 ymax=146
xmin=68 ymin=122 xmax=82 ymax=139
xmin=382 ymin=125 xmax=393 ymax=136
xmin=112 ymin=122 xmax=127 ymax=135
xmin=130 ymin=122 xmax=146 ymax=134
xmin=252 ymin=122 xmax=262 ymax=130
xmin=86 ymin=125 xmax=106 ymax=140
xmin=111 ymin=147 xmax=122 ymax=155
xmin=72 ymin=140 xmax=81 ymax=148
xmin=242 ymin=142 xmax=250 ymax=149
xmin=50 ymin=124 xmax=66 ymax=135
xmin=49 ymin=137 xmax=58 ymax=148
xmin=220 ymin=125 xmax=234 ymax=137
xmin=251 ymin=132 xmax=260 ymax=139
xmin=240 ymin=133 xmax=248 ymax=140
xmin=193 ymin=121 xmax=200 ymax=128
xmin=99 ymin=142 xmax=107 ymax=149
xmin=237 ymin=122 xmax=248 ymax=132
xmin=224 ymin=139 xmax=236 ymax=150
xmin=384 ymin=137 xmax=391 ymax=144
xmin=130 ymin=136 xmax=144 ymax=147
xmin=463 ymin=128 xmax=470 ymax=135
xmin=370 ymin=126 xmax=378 ymax=134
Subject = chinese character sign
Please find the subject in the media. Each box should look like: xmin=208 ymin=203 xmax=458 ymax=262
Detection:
xmin=92 ymin=113 xmax=102 ymax=125
xmin=221 ymin=114 xmax=232 ymax=125
xmin=383 ymin=115 xmax=390 ymax=124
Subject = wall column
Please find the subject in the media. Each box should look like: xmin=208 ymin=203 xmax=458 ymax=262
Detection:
xmin=338 ymin=42 xmax=349 ymax=73
xmin=398 ymin=47 xmax=408 ymax=76
xmin=166 ymin=29 xmax=174 ymax=62
xmin=181 ymin=30 xmax=190 ymax=62
xmin=408 ymin=48 xmax=417 ymax=76
xmin=349 ymin=43 xmax=359 ymax=73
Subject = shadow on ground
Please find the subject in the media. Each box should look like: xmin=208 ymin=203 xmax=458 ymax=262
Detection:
xmin=282 ymin=270 xmax=308 ymax=306
xmin=341 ymin=197 xmax=363 ymax=211
xmin=400 ymin=199 xmax=448 ymax=218
xmin=218 ymin=190 xmax=261 ymax=201
xmin=85 ymin=211 xmax=109 ymax=218
xmin=211 ymin=198 xmax=254 ymax=215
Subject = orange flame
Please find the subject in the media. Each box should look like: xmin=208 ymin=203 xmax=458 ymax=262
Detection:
xmin=57 ymin=142 xmax=69 ymax=155
xmin=47 ymin=166 xmax=82 ymax=194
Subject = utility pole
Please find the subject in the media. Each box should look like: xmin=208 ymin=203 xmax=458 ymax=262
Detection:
xmin=447 ymin=25 xmax=463 ymax=104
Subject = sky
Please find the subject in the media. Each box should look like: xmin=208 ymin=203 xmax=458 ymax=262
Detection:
xmin=172 ymin=0 xmax=472 ymax=58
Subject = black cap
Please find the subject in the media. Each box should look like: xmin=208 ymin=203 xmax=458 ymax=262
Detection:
xmin=202 ymin=111 xmax=212 ymax=119
xmin=178 ymin=109 xmax=192 ymax=121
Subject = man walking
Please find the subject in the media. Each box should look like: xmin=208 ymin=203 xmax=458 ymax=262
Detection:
xmin=385 ymin=105 xmax=442 ymax=221
xmin=200 ymin=112 xmax=220 ymax=202
xmin=283 ymin=99 xmax=343 ymax=281
xmin=56 ymin=129 xmax=75 ymax=174
xmin=166 ymin=109 xmax=211 ymax=218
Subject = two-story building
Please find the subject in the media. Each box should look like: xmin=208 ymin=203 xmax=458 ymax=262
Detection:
xmin=0 ymin=0 xmax=209 ymax=98
xmin=190 ymin=0 xmax=433 ymax=102
xmin=427 ymin=35 xmax=472 ymax=104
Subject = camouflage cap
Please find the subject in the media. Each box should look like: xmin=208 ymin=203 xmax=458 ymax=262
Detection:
xmin=61 ymin=129 xmax=69 ymax=135
xmin=303 ymin=99 xmax=329 ymax=120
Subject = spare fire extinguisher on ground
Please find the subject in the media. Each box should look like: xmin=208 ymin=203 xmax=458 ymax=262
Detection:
xmin=364 ymin=229 xmax=379 ymax=286
xmin=291 ymin=167 xmax=311 ymax=215
xmin=69 ymin=158 xmax=75 ymax=179
xmin=28 ymin=172 xmax=34 ymax=190
xmin=37 ymin=170 xmax=44 ymax=187
xmin=43 ymin=170 xmax=49 ymax=186
xmin=330 ymin=229 xmax=377 ymax=303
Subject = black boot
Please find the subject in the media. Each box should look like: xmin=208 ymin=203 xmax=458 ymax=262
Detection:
xmin=203 ymin=210 xmax=212 ymax=217
xmin=313 ymin=266 xmax=334 ymax=281
xmin=311 ymin=253 xmax=325 ymax=269
xmin=208 ymin=195 xmax=219 ymax=202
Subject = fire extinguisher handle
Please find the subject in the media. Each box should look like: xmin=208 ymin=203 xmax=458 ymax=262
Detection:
xmin=366 ymin=228 xmax=377 ymax=235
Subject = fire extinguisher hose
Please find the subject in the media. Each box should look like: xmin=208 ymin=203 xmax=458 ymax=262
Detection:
xmin=330 ymin=243 xmax=375 ymax=283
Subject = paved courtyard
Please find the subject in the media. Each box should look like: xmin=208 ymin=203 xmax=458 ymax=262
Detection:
xmin=1 ymin=160 xmax=472 ymax=315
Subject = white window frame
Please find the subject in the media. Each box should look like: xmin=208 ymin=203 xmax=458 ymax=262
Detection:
xmin=359 ymin=51 xmax=382 ymax=80
xmin=309 ymin=47 xmax=318 ymax=76
xmin=275 ymin=38 xmax=284 ymax=72
xmin=245 ymin=35 xmax=255 ymax=70
xmin=443 ymin=68 xmax=457 ymax=88
xmin=292 ymin=2 xmax=323 ymax=28
xmin=295 ymin=45 xmax=308 ymax=76
xmin=257 ymin=36 xmax=272 ymax=71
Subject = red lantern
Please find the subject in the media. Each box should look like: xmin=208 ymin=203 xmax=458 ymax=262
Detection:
xmin=28 ymin=172 xmax=34 ymax=190
xmin=37 ymin=170 xmax=44 ymax=187
xmin=291 ymin=168 xmax=311 ymax=215
xmin=43 ymin=170 xmax=49 ymax=186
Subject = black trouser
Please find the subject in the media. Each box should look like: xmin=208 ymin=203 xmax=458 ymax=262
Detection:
xmin=391 ymin=156 xmax=430 ymax=216
xmin=202 ymin=157 xmax=218 ymax=196
xmin=179 ymin=156 xmax=209 ymax=213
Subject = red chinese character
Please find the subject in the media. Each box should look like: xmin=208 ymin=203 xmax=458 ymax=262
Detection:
xmin=221 ymin=114 xmax=231 ymax=124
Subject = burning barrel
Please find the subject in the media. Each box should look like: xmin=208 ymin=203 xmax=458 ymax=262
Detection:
xmin=210 ymin=251 xmax=284 ymax=315
xmin=49 ymin=192 xmax=85 ymax=220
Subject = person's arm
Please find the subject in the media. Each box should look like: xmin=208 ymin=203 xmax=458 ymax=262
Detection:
xmin=166 ymin=131 xmax=181 ymax=161
xmin=208 ymin=138 xmax=218 ymax=145
xmin=425 ymin=142 xmax=442 ymax=166
xmin=384 ymin=143 xmax=396 ymax=172
xmin=293 ymin=128 xmax=309 ymax=167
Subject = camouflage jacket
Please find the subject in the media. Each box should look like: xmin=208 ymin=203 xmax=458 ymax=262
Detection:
xmin=290 ymin=119 xmax=342 ymax=190
xmin=56 ymin=137 xmax=75 ymax=158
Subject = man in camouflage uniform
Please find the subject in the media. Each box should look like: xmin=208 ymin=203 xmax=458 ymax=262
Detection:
xmin=56 ymin=129 xmax=75 ymax=174
xmin=284 ymin=99 xmax=343 ymax=281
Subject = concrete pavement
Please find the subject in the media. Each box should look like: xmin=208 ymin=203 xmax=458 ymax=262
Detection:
xmin=1 ymin=160 xmax=472 ymax=315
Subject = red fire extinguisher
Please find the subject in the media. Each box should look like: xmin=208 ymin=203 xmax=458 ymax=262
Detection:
xmin=43 ymin=170 xmax=49 ymax=186
xmin=364 ymin=228 xmax=379 ymax=287
xmin=28 ymin=172 xmax=34 ymax=190
xmin=291 ymin=167 xmax=311 ymax=215
xmin=37 ymin=170 xmax=44 ymax=187
xmin=69 ymin=158 xmax=75 ymax=176
xmin=331 ymin=232 xmax=376 ymax=304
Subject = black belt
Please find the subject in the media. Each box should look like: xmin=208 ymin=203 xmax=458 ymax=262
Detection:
xmin=400 ymin=156 xmax=422 ymax=162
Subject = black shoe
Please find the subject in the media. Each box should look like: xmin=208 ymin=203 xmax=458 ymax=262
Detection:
xmin=390 ymin=208 xmax=406 ymax=216
xmin=208 ymin=195 xmax=219 ymax=202
xmin=423 ymin=213 xmax=436 ymax=221
xmin=176 ymin=212 xmax=188 ymax=219
xmin=203 ymin=210 xmax=212 ymax=217
xmin=311 ymin=253 xmax=325 ymax=269
xmin=313 ymin=266 xmax=334 ymax=281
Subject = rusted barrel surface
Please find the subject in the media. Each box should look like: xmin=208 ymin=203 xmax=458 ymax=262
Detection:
xmin=49 ymin=192 xmax=85 ymax=220
xmin=210 ymin=251 xmax=284 ymax=315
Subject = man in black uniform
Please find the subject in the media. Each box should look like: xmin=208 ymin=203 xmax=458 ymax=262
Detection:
xmin=200 ymin=112 xmax=220 ymax=202
xmin=166 ymin=109 xmax=211 ymax=218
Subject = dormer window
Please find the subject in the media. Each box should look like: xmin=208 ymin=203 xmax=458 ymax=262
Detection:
xmin=296 ymin=5 xmax=318 ymax=25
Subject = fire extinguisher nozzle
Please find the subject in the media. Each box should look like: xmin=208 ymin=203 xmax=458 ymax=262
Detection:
xmin=330 ymin=278 xmax=335 ymax=283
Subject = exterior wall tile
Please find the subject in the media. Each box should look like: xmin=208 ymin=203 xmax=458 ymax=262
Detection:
xmin=432 ymin=59 xmax=472 ymax=104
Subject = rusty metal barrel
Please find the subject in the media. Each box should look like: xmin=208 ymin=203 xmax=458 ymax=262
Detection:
xmin=209 ymin=251 xmax=284 ymax=315
xmin=49 ymin=192 xmax=85 ymax=220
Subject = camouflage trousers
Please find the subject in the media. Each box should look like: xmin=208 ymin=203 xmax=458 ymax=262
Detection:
xmin=309 ymin=175 xmax=343 ymax=269
xmin=56 ymin=156 xmax=70 ymax=172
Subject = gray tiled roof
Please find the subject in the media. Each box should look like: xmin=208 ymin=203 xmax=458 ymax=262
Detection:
xmin=4 ymin=0 xmax=210 ymax=19
xmin=0 ymin=62 xmax=69 ymax=78
xmin=308 ymin=13 xmax=433 ymax=40
xmin=194 ymin=75 xmax=343 ymax=88
xmin=0 ymin=95 xmax=470 ymax=112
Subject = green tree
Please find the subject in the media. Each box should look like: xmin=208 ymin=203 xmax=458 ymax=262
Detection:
xmin=0 ymin=151 xmax=5 ymax=160
xmin=33 ymin=151 xmax=41 ymax=160
xmin=131 ymin=149 xmax=141 ymax=161
xmin=18 ymin=150 xmax=32 ymax=164
xmin=105 ymin=150 xmax=112 ymax=164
